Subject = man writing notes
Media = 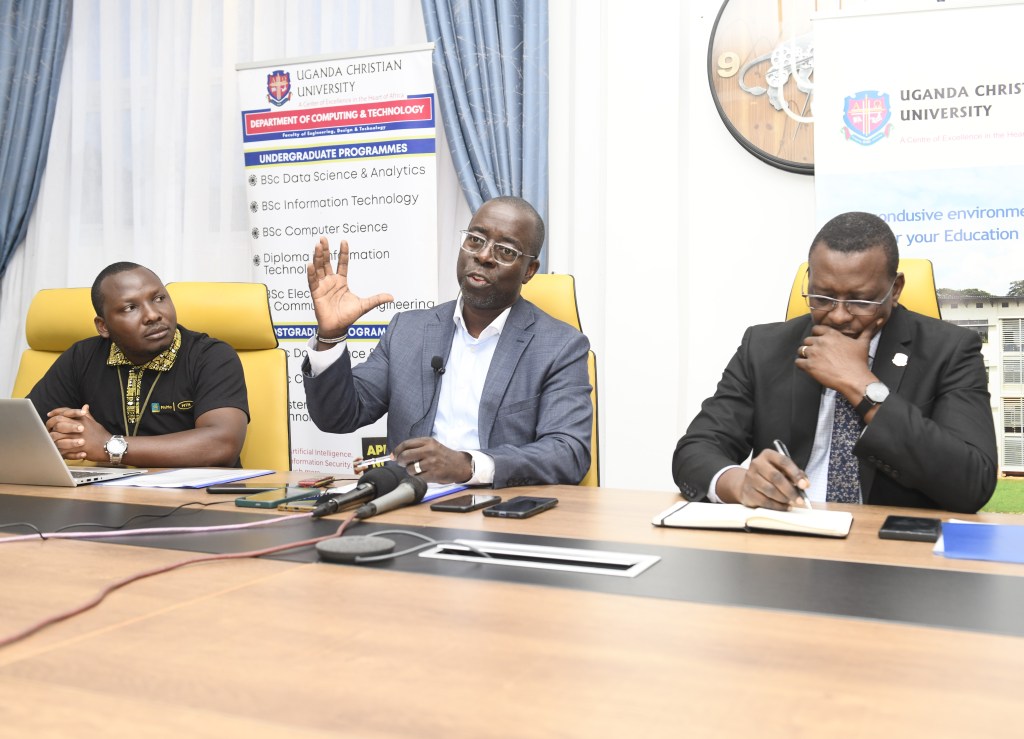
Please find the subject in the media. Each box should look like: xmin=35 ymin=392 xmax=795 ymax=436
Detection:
xmin=673 ymin=212 xmax=997 ymax=514
xmin=302 ymin=196 xmax=592 ymax=488
xmin=28 ymin=262 xmax=249 ymax=467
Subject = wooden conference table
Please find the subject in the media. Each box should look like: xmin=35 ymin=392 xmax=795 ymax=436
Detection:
xmin=2 ymin=475 xmax=1023 ymax=738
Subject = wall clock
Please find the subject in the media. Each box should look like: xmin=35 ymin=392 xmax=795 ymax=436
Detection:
xmin=707 ymin=0 xmax=844 ymax=174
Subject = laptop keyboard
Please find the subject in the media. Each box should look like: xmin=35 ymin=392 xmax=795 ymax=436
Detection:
xmin=70 ymin=469 xmax=97 ymax=479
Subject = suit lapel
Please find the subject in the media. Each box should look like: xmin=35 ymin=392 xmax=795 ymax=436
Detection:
xmin=860 ymin=305 xmax=914 ymax=499
xmin=411 ymin=304 xmax=457 ymax=438
xmin=478 ymin=299 xmax=534 ymax=447
xmin=871 ymin=305 xmax=913 ymax=393
xmin=790 ymin=317 xmax=820 ymax=467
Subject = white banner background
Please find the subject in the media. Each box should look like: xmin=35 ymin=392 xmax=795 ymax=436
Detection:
xmin=813 ymin=1 xmax=1024 ymax=294
xmin=237 ymin=45 xmax=437 ymax=474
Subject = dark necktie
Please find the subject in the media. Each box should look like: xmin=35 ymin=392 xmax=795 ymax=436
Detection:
xmin=826 ymin=395 xmax=863 ymax=503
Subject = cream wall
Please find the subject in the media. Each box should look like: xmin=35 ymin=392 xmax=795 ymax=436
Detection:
xmin=549 ymin=1 xmax=817 ymax=491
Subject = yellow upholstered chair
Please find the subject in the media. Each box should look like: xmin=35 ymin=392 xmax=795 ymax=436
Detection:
xmin=12 ymin=282 xmax=290 ymax=471
xmin=520 ymin=274 xmax=600 ymax=487
xmin=12 ymin=287 xmax=95 ymax=399
xmin=785 ymin=258 xmax=941 ymax=320
xmin=166 ymin=282 xmax=290 ymax=470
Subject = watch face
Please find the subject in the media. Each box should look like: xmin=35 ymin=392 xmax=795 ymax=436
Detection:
xmin=707 ymin=0 xmax=843 ymax=174
xmin=867 ymin=382 xmax=890 ymax=403
xmin=106 ymin=437 xmax=128 ymax=454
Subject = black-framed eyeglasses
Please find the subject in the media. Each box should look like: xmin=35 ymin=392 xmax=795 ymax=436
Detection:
xmin=802 ymin=275 xmax=899 ymax=316
xmin=459 ymin=230 xmax=536 ymax=267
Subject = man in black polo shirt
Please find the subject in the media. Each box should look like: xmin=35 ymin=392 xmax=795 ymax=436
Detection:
xmin=27 ymin=262 xmax=249 ymax=467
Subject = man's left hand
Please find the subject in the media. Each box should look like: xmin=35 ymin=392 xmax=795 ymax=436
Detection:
xmin=796 ymin=319 xmax=881 ymax=399
xmin=393 ymin=437 xmax=473 ymax=484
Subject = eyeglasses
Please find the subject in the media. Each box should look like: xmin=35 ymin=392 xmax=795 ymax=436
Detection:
xmin=459 ymin=230 xmax=536 ymax=267
xmin=802 ymin=275 xmax=898 ymax=316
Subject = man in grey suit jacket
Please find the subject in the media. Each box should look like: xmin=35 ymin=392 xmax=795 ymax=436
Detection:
xmin=673 ymin=212 xmax=997 ymax=513
xmin=302 ymin=197 xmax=592 ymax=488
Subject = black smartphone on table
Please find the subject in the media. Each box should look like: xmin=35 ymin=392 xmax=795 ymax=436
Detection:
xmin=430 ymin=494 xmax=502 ymax=513
xmin=481 ymin=495 xmax=558 ymax=519
xmin=878 ymin=515 xmax=942 ymax=542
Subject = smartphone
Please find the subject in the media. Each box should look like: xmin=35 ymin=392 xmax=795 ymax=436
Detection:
xmin=235 ymin=487 xmax=320 ymax=509
xmin=298 ymin=475 xmax=335 ymax=488
xmin=482 ymin=495 xmax=558 ymax=519
xmin=430 ymin=494 xmax=502 ymax=513
xmin=206 ymin=483 xmax=283 ymax=494
xmin=878 ymin=515 xmax=942 ymax=542
xmin=278 ymin=497 xmax=322 ymax=512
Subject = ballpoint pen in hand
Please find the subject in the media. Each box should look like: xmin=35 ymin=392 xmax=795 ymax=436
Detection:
xmin=772 ymin=439 xmax=813 ymax=510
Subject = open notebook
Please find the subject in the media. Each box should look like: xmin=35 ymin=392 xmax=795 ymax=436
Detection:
xmin=653 ymin=500 xmax=853 ymax=539
xmin=0 ymin=399 xmax=147 ymax=487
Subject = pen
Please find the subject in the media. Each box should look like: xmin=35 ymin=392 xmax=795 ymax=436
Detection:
xmin=772 ymin=439 xmax=813 ymax=510
xmin=359 ymin=454 xmax=393 ymax=468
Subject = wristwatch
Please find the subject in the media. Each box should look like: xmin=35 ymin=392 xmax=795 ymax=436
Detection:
xmin=855 ymin=381 xmax=890 ymax=418
xmin=104 ymin=435 xmax=129 ymax=465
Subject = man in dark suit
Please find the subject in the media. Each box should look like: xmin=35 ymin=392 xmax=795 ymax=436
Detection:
xmin=673 ymin=212 xmax=997 ymax=513
xmin=302 ymin=196 xmax=592 ymax=488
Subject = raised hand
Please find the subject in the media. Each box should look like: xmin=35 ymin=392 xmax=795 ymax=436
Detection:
xmin=306 ymin=237 xmax=394 ymax=346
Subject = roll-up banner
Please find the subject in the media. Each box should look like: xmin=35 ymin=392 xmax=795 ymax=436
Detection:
xmin=237 ymin=45 xmax=438 ymax=474
xmin=813 ymin=1 xmax=1024 ymax=293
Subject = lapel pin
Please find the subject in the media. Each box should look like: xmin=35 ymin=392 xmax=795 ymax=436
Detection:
xmin=892 ymin=353 xmax=908 ymax=367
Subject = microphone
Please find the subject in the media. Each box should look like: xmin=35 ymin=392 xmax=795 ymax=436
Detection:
xmin=431 ymin=355 xmax=445 ymax=375
xmin=354 ymin=475 xmax=428 ymax=519
xmin=311 ymin=466 xmax=403 ymax=518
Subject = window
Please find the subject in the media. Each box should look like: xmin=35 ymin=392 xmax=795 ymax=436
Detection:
xmin=1004 ymin=319 xmax=1023 ymax=353
xmin=951 ymin=319 xmax=990 ymax=343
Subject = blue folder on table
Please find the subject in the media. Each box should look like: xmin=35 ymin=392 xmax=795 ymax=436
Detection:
xmin=941 ymin=522 xmax=1024 ymax=564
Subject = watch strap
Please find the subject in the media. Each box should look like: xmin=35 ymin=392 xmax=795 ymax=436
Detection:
xmin=854 ymin=394 xmax=875 ymax=418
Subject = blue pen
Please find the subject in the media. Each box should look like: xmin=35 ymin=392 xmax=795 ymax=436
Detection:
xmin=772 ymin=439 xmax=813 ymax=510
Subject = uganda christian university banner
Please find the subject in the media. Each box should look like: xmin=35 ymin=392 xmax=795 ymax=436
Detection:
xmin=237 ymin=45 xmax=437 ymax=475
xmin=813 ymin=1 xmax=1024 ymax=294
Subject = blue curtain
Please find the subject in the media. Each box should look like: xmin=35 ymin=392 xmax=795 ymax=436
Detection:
xmin=421 ymin=0 xmax=548 ymax=256
xmin=0 ymin=0 xmax=72 ymax=278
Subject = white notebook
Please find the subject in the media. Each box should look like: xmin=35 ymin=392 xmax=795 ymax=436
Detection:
xmin=653 ymin=500 xmax=853 ymax=539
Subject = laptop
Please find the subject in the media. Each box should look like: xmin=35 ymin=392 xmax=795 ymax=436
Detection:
xmin=0 ymin=398 xmax=148 ymax=487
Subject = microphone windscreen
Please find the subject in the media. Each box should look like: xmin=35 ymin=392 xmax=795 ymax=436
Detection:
xmin=431 ymin=355 xmax=444 ymax=374
xmin=358 ymin=465 xmax=403 ymax=493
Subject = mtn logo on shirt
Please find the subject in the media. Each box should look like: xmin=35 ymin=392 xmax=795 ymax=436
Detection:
xmin=150 ymin=400 xmax=194 ymax=413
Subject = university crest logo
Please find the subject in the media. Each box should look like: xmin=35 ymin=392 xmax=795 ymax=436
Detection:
xmin=266 ymin=70 xmax=292 ymax=107
xmin=842 ymin=90 xmax=892 ymax=146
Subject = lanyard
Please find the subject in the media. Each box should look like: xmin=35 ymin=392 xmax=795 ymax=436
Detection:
xmin=116 ymin=367 xmax=162 ymax=437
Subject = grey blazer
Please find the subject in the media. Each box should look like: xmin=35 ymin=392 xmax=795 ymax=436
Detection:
xmin=303 ymin=298 xmax=593 ymax=488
